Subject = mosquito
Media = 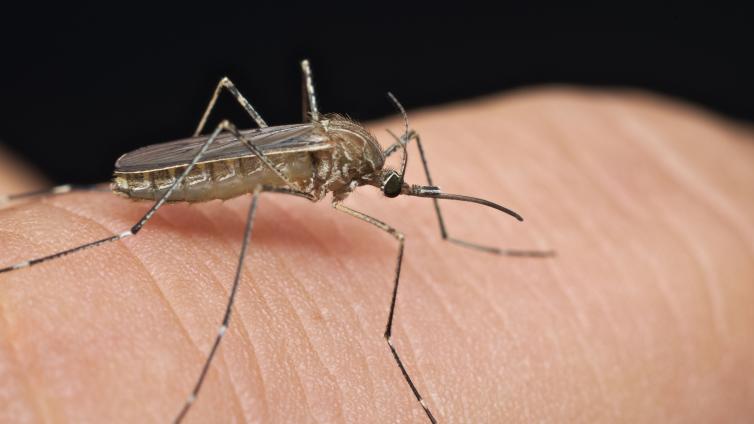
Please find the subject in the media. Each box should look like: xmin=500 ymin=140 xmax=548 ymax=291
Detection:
xmin=0 ymin=60 xmax=551 ymax=423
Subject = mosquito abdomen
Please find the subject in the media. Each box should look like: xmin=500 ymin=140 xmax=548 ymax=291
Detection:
xmin=112 ymin=153 xmax=316 ymax=202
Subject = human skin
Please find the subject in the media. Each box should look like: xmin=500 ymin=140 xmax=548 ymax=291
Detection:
xmin=0 ymin=88 xmax=753 ymax=423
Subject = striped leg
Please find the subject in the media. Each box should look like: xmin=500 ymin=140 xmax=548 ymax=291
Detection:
xmin=300 ymin=59 xmax=320 ymax=122
xmin=0 ymin=184 xmax=109 ymax=207
xmin=194 ymin=77 xmax=268 ymax=136
xmin=2 ymin=120 xmax=242 ymax=274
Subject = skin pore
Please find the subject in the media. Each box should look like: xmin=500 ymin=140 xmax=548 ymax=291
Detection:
xmin=1 ymin=88 xmax=753 ymax=423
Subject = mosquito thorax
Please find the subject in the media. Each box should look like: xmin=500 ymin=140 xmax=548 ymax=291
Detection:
xmin=313 ymin=115 xmax=386 ymax=198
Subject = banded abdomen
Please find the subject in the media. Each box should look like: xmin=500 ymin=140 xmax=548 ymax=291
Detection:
xmin=112 ymin=152 xmax=317 ymax=202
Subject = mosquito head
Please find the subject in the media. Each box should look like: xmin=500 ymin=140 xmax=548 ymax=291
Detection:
xmin=381 ymin=169 xmax=404 ymax=198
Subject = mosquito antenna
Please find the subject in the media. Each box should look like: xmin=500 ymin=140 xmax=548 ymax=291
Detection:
xmin=386 ymin=92 xmax=409 ymax=184
xmin=387 ymin=92 xmax=409 ymax=138
xmin=406 ymin=185 xmax=524 ymax=222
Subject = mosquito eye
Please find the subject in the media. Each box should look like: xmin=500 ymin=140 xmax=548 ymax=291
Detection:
xmin=383 ymin=173 xmax=401 ymax=198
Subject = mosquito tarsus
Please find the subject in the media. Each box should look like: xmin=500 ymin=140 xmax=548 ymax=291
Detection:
xmin=0 ymin=59 xmax=553 ymax=423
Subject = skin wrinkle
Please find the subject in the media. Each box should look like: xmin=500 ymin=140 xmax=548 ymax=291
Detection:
xmin=290 ymin=272 xmax=359 ymax=424
xmin=566 ymin=101 xmax=656 ymax=222
xmin=264 ymin=200 xmax=382 ymax=421
xmin=3 ymin=206 xmax=101 ymax=420
xmin=456 ymin=256 xmax=523 ymax=417
xmin=656 ymin=203 xmax=725 ymax=345
xmin=324 ymin=199 xmax=436 ymax=421
xmin=321 ymin=205 xmax=410 ymax=420
xmin=480 ymin=120 xmax=561 ymax=252
xmin=552 ymin=121 xmax=655 ymax=417
xmin=245 ymin=225 xmax=326 ymax=424
xmin=46 ymin=198 xmax=250 ymax=420
xmin=395 ymin=116 xmax=555 ymax=419
xmin=352 ymin=140 xmax=494 ymax=380
xmin=300 ymin=227 xmax=382 ymax=420
xmin=0 ymin=203 xmax=83 ymax=263
xmin=253 ymin=201 xmax=346 ymax=420
xmin=235 ymin=254 xmax=301 ymax=424
xmin=273 ymin=212 xmax=383 ymax=422
xmin=398 ymin=244 xmax=467 ymax=419
xmin=615 ymin=101 xmax=754 ymax=250
xmin=480 ymin=117 xmax=556 ymax=235
xmin=540 ymin=93 xmax=740 ymax=418
xmin=422 ymin=250 xmax=516 ymax=423
xmin=191 ymin=202 xmax=272 ymax=423
xmin=271 ymin=235 xmax=351 ymax=424
xmin=615 ymin=110 xmax=752 ymax=337
xmin=175 ymin=202 xmax=266 ymax=422
xmin=266 ymin=244 xmax=347 ymax=423
xmin=213 ymin=201 xmax=314 ymax=423
xmin=4 ymin=199 xmax=205 ymax=420
xmin=296 ymin=277 xmax=350 ymax=423
xmin=195 ymin=217 xmax=309 ymax=424
xmin=331 ymin=210 xmax=427 ymax=421
xmin=641 ymin=247 xmax=690 ymax=358
xmin=548 ymin=96 xmax=736 ymax=418
xmin=512 ymin=285 xmax=580 ymax=420
xmin=352 ymin=214 xmax=453 ymax=420
xmin=39 ymin=201 xmax=199 ymax=350
xmin=551 ymin=102 xmax=686 ymax=417
xmin=546 ymin=261 xmax=613 ymax=419
xmin=550 ymin=101 xmax=657 ymax=330
xmin=450 ymin=124 xmax=574 ymax=419
xmin=0 ymin=300 xmax=45 ymax=422
xmin=422 ymin=224 xmax=515 ymax=352
xmin=158 ymin=206 xmax=255 ymax=421
xmin=649 ymin=207 xmax=735 ymax=417
xmin=608 ymin=100 xmax=752 ymax=404
xmin=614 ymin=115 xmax=731 ymax=341
xmin=586 ymin=106 xmax=691 ymax=346
xmin=45 ymin=201 xmax=253 ymax=420
xmin=406 ymin=214 xmax=522 ymax=421
xmin=0 ymin=227 xmax=36 ymax=255
xmin=518 ymin=116 xmax=615 ymax=411
xmin=209 ymin=194 xmax=380 ymax=421
xmin=508 ymin=129 xmax=615 ymax=413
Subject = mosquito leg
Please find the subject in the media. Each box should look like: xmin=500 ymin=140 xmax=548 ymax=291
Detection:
xmin=190 ymin=79 xmax=296 ymax=188
xmin=261 ymin=185 xmax=316 ymax=201
xmin=0 ymin=183 xmax=110 ymax=207
xmin=333 ymin=201 xmax=438 ymax=424
xmin=1 ymin=120 xmax=236 ymax=274
xmin=194 ymin=77 xmax=268 ymax=136
xmin=383 ymin=128 xmax=412 ymax=158
xmin=388 ymin=130 xmax=553 ymax=257
xmin=300 ymin=59 xmax=320 ymax=122
xmin=173 ymin=187 xmax=261 ymax=423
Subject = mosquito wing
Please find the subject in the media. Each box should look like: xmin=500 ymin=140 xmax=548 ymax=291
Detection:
xmin=115 ymin=123 xmax=330 ymax=172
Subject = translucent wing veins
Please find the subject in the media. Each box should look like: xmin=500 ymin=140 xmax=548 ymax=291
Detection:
xmin=115 ymin=123 xmax=330 ymax=173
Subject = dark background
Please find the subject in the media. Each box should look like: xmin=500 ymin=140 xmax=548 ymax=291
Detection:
xmin=0 ymin=4 xmax=751 ymax=184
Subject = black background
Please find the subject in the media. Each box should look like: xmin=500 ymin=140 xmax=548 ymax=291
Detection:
xmin=0 ymin=3 xmax=751 ymax=184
